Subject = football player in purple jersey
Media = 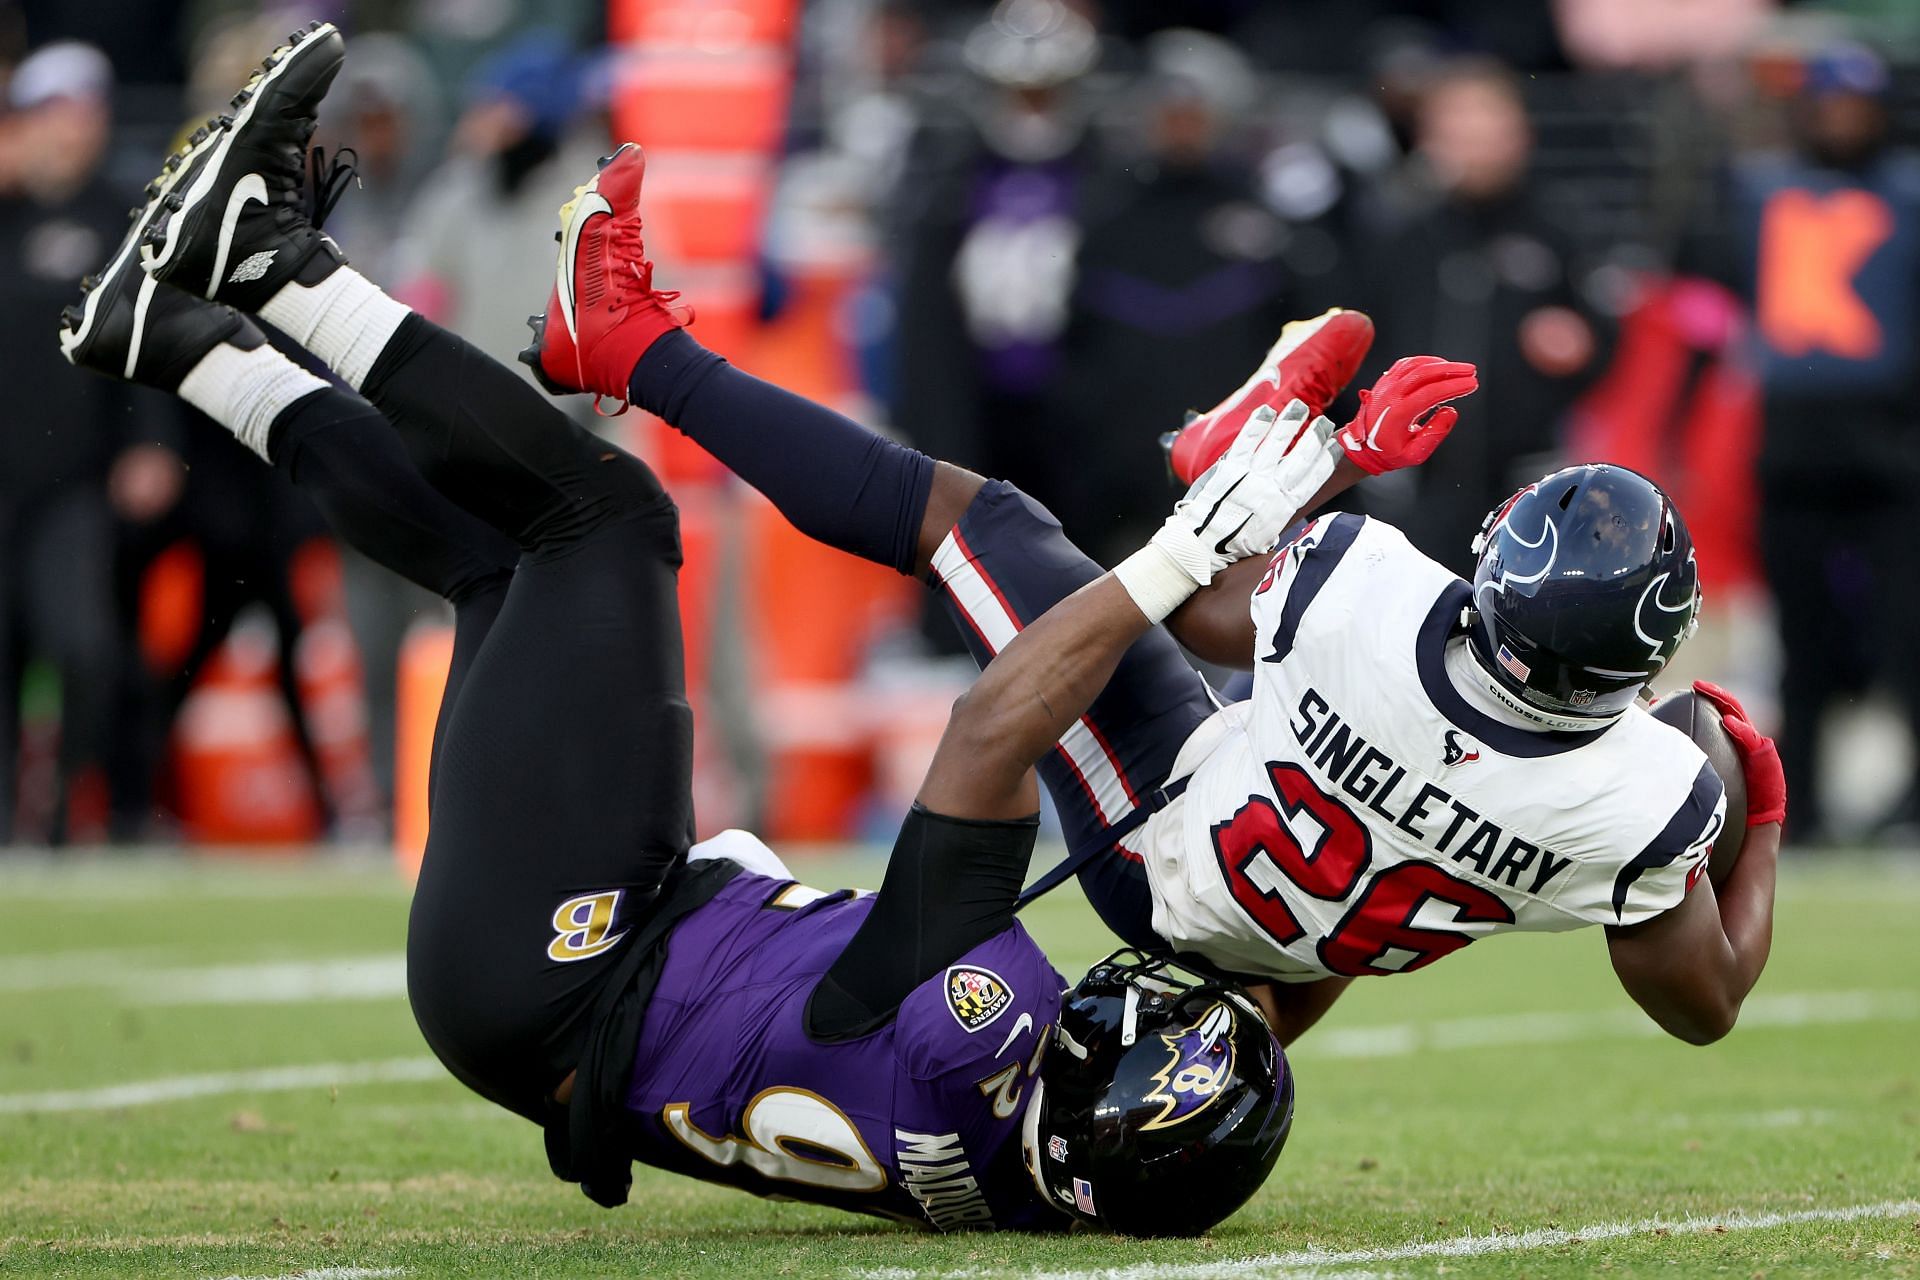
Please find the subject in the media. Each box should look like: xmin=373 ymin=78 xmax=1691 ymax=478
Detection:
xmin=58 ymin=25 xmax=1299 ymax=1234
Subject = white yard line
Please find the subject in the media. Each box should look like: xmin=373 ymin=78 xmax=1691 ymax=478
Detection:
xmin=0 ymin=986 xmax=1911 ymax=1115
xmin=133 ymin=955 xmax=407 ymax=1005
xmin=0 ymin=949 xmax=171 ymax=992
xmin=0 ymin=952 xmax=407 ymax=1003
xmin=1297 ymin=989 xmax=1919 ymax=1060
xmin=216 ymin=1269 xmax=407 ymax=1280
xmin=0 ymin=1057 xmax=443 ymax=1114
xmin=859 ymin=1200 xmax=1920 ymax=1280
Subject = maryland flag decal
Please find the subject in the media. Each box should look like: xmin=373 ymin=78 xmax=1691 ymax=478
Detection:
xmin=945 ymin=965 xmax=1013 ymax=1033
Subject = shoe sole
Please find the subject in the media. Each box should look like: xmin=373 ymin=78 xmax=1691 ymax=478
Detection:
xmin=1159 ymin=307 xmax=1374 ymax=478
xmin=1233 ymin=307 xmax=1371 ymax=415
xmin=60 ymin=117 xmax=231 ymax=374
xmin=141 ymin=21 xmax=342 ymax=292
xmin=518 ymin=143 xmax=642 ymax=398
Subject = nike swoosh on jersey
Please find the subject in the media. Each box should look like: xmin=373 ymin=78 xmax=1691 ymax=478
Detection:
xmin=558 ymin=189 xmax=613 ymax=342
xmin=208 ymin=173 xmax=270 ymax=298
xmin=994 ymin=1011 xmax=1035 ymax=1059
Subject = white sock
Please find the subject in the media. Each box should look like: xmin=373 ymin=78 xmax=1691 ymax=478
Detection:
xmin=257 ymin=265 xmax=410 ymax=390
xmin=177 ymin=341 xmax=330 ymax=462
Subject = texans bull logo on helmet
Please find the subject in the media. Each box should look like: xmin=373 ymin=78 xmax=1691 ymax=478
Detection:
xmin=1141 ymin=1002 xmax=1237 ymax=1131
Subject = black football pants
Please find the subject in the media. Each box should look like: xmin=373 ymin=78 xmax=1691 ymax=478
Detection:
xmin=269 ymin=315 xmax=693 ymax=1121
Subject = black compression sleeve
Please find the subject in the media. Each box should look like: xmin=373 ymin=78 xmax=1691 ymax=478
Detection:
xmin=805 ymin=805 xmax=1038 ymax=1041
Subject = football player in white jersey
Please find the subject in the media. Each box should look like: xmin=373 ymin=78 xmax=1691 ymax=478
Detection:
xmin=1152 ymin=345 xmax=1785 ymax=1049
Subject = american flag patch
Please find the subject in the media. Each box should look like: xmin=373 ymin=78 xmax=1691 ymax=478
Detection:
xmin=1073 ymin=1177 xmax=1097 ymax=1215
xmin=1496 ymin=643 xmax=1531 ymax=682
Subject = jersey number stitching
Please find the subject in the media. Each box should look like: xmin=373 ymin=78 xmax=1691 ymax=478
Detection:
xmin=663 ymin=1087 xmax=887 ymax=1192
xmin=1212 ymin=762 xmax=1516 ymax=975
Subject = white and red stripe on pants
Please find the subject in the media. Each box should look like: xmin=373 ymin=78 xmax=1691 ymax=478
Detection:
xmin=931 ymin=526 xmax=1153 ymax=859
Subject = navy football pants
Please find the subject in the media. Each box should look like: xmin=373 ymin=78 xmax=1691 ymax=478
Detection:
xmin=930 ymin=482 xmax=1218 ymax=951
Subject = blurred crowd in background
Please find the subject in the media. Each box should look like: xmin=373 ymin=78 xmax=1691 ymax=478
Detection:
xmin=3 ymin=0 xmax=1918 ymax=855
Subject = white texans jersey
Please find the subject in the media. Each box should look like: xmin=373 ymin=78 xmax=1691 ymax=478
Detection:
xmin=1139 ymin=513 xmax=1725 ymax=983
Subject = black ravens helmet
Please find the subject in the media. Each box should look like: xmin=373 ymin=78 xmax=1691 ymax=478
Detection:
xmin=1023 ymin=951 xmax=1292 ymax=1236
xmin=1468 ymin=464 xmax=1700 ymax=725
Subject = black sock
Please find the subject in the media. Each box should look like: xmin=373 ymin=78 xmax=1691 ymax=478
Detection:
xmin=629 ymin=329 xmax=936 ymax=575
xmin=266 ymin=387 xmax=517 ymax=602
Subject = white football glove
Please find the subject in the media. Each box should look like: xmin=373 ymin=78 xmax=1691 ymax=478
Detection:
xmin=1156 ymin=399 xmax=1338 ymax=581
xmin=1115 ymin=400 xmax=1338 ymax=622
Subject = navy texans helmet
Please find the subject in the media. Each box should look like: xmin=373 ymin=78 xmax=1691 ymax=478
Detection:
xmin=1024 ymin=951 xmax=1293 ymax=1236
xmin=1468 ymin=463 xmax=1700 ymax=724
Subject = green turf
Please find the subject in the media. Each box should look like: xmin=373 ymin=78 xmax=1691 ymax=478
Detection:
xmin=0 ymin=850 xmax=1914 ymax=1279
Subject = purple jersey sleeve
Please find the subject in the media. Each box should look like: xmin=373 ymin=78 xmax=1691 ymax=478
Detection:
xmin=621 ymin=872 xmax=1069 ymax=1232
xmin=887 ymin=923 xmax=1063 ymax=1230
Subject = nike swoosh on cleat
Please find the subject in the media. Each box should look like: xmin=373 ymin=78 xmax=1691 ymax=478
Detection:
xmin=208 ymin=173 xmax=269 ymax=298
xmin=124 ymin=272 xmax=161 ymax=379
xmin=557 ymin=190 xmax=613 ymax=344
xmin=149 ymin=26 xmax=334 ymax=277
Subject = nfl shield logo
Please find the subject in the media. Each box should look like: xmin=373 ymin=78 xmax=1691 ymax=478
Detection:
xmin=1073 ymin=1177 xmax=1097 ymax=1215
xmin=1047 ymin=1135 xmax=1069 ymax=1162
xmin=1496 ymin=643 xmax=1531 ymax=682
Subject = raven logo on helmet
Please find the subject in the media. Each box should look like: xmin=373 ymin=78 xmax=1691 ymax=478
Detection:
xmin=1141 ymin=1002 xmax=1237 ymax=1131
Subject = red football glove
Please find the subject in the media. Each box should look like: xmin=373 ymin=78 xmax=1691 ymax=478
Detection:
xmin=1336 ymin=356 xmax=1479 ymax=476
xmin=1693 ymin=680 xmax=1787 ymax=828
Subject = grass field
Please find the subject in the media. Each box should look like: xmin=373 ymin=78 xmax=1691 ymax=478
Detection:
xmin=0 ymin=849 xmax=1914 ymax=1279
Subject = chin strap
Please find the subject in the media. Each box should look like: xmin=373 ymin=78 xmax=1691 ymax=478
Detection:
xmin=1019 ymin=1077 xmax=1056 ymax=1207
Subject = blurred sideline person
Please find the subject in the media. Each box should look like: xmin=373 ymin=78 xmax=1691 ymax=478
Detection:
xmin=1722 ymin=42 xmax=1920 ymax=844
xmin=312 ymin=34 xmax=448 ymax=818
xmin=889 ymin=0 xmax=1102 ymax=506
xmin=1055 ymin=29 xmax=1349 ymax=566
xmin=0 ymin=42 xmax=149 ymax=842
xmin=1357 ymin=58 xmax=1610 ymax=575
xmin=63 ymin=24 xmax=1295 ymax=1234
xmin=392 ymin=30 xmax=607 ymax=378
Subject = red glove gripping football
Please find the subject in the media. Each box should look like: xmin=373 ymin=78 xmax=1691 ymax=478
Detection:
xmin=1336 ymin=356 xmax=1479 ymax=476
xmin=1693 ymin=681 xmax=1787 ymax=827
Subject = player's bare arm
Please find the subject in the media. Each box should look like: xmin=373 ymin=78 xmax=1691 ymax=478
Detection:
xmin=1167 ymin=355 xmax=1479 ymax=668
xmin=1606 ymin=684 xmax=1786 ymax=1043
xmin=1244 ymin=977 xmax=1355 ymax=1046
xmin=1166 ymin=464 xmax=1361 ymax=669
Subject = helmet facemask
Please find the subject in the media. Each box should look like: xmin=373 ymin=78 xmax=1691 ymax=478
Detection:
xmin=1028 ymin=951 xmax=1293 ymax=1236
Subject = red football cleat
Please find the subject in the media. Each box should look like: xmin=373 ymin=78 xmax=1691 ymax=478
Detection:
xmin=1163 ymin=308 xmax=1374 ymax=485
xmin=520 ymin=143 xmax=688 ymax=412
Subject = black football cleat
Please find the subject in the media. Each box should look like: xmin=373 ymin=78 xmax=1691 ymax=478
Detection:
xmin=60 ymin=119 xmax=258 ymax=389
xmin=142 ymin=21 xmax=350 ymax=310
